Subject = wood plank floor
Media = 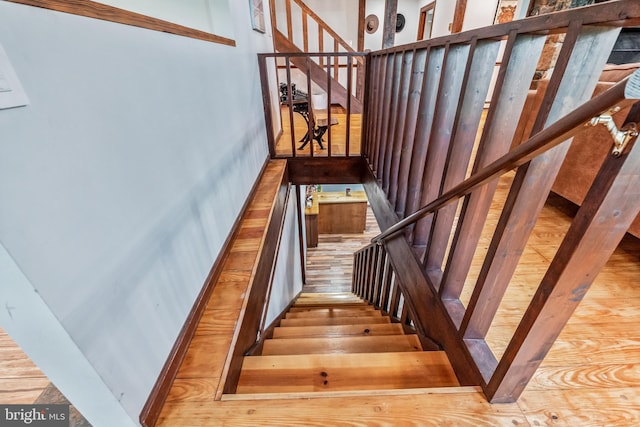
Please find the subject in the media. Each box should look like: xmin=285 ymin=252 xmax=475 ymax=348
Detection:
xmin=159 ymin=158 xmax=640 ymax=425
xmin=275 ymin=106 xmax=362 ymax=157
xmin=303 ymin=204 xmax=380 ymax=294
xmin=3 ymin=156 xmax=640 ymax=425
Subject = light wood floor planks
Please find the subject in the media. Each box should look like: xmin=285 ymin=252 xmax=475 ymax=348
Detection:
xmin=158 ymin=158 xmax=640 ymax=425
xmin=0 ymin=329 xmax=49 ymax=404
xmin=3 ymin=157 xmax=640 ymax=426
xmin=303 ymin=204 xmax=380 ymax=294
xmin=275 ymin=106 xmax=362 ymax=157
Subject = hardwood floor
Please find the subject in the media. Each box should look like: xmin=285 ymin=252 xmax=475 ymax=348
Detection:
xmin=303 ymin=204 xmax=380 ymax=294
xmin=3 ymin=158 xmax=639 ymax=426
xmin=0 ymin=329 xmax=49 ymax=404
xmin=275 ymin=106 xmax=362 ymax=157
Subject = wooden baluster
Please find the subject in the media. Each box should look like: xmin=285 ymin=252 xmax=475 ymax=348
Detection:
xmin=327 ymin=54 xmax=333 ymax=157
xmin=360 ymin=247 xmax=370 ymax=302
xmin=371 ymin=245 xmax=385 ymax=308
xmin=285 ymin=0 xmax=293 ymax=41
xmin=439 ymin=31 xmax=545 ymax=301
xmin=389 ymin=274 xmax=402 ymax=320
xmin=318 ymin=27 xmax=324 ymax=67
xmin=369 ymin=55 xmax=386 ymax=172
xmin=379 ymin=254 xmax=393 ymax=312
xmin=413 ymin=43 xmax=475 ymax=260
xmin=355 ymin=250 xmax=363 ymax=298
xmin=384 ymin=51 xmax=412 ymax=202
xmin=488 ymin=105 xmax=640 ymax=402
xmin=376 ymin=53 xmax=398 ymax=185
xmin=367 ymin=246 xmax=379 ymax=303
xmin=375 ymin=54 xmax=395 ymax=181
xmin=285 ymin=56 xmax=297 ymax=156
xmin=346 ymin=55 xmax=353 ymax=156
xmin=257 ymin=55 xmax=276 ymax=158
xmin=356 ymin=59 xmax=365 ymax=103
xmin=382 ymin=53 xmax=404 ymax=196
xmin=306 ymin=57 xmax=315 ymax=157
xmin=358 ymin=250 xmax=366 ymax=298
xmin=403 ymin=47 xmax=445 ymax=221
xmin=355 ymin=251 xmax=363 ymax=296
xmin=388 ymin=50 xmax=415 ymax=207
xmin=360 ymin=54 xmax=372 ymax=160
xmin=400 ymin=297 xmax=410 ymax=326
xmin=334 ymin=40 xmax=340 ymax=79
xmin=461 ymin=25 xmax=620 ymax=341
xmin=395 ymin=47 xmax=428 ymax=218
xmin=302 ymin=10 xmax=308 ymax=52
xmin=427 ymin=39 xmax=499 ymax=291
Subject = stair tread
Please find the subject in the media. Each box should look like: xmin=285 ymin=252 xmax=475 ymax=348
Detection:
xmin=236 ymin=351 xmax=460 ymax=393
xmin=261 ymin=335 xmax=422 ymax=355
xmin=272 ymin=323 xmax=405 ymax=339
xmin=289 ymin=305 xmax=373 ymax=313
xmin=280 ymin=316 xmax=390 ymax=327
xmin=295 ymin=293 xmax=363 ymax=304
xmin=285 ymin=308 xmax=382 ymax=319
xmin=294 ymin=298 xmax=364 ymax=305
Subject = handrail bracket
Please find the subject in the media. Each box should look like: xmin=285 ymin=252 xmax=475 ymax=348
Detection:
xmin=588 ymin=112 xmax=639 ymax=157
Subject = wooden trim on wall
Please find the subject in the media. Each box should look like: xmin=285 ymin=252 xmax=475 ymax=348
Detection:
xmin=5 ymin=0 xmax=236 ymax=46
xmin=139 ymin=156 xmax=270 ymax=427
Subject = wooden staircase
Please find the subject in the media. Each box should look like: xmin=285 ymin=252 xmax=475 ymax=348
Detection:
xmin=236 ymin=292 xmax=460 ymax=394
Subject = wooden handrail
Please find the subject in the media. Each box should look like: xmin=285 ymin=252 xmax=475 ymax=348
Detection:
xmin=357 ymin=0 xmax=640 ymax=404
xmin=372 ymin=71 xmax=640 ymax=244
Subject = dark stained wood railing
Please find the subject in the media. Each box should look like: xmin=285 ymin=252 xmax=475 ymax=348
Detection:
xmin=269 ymin=0 xmax=366 ymax=105
xmin=356 ymin=0 xmax=640 ymax=403
xmin=258 ymin=51 xmax=366 ymax=159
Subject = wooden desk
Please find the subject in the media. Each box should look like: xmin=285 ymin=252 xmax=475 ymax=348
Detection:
xmin=316 ymin=191 xmax=368 ymax=234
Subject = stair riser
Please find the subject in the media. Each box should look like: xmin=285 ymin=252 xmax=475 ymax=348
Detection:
xmin=271 ymin=324 xmax=405 ymax=339
xmin=279 ymin=317 xmax=390 ymax=327
xmin=262 ymin=335 xmax=423 ymax=355
xmin=285 ymin=309 xmax=382 ymax=319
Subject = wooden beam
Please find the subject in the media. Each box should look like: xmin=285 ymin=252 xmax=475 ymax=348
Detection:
xmin=358 ymin=0 xmax=366 ymax=52
xmin=451 ymin=0 xmax=467 ymax=34
xmin=286 ymin=157 xmax=367 ymax=184
xmin=382 ymin=0 xmax=398 ymax=49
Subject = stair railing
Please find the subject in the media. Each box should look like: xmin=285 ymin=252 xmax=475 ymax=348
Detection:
xmin=356 ymin=0 xmax=640 ymax=403
xmin=269 ymin=0 xmax=365 ymax=102
xmin=258 ymin=51 xmax=367 ymax=159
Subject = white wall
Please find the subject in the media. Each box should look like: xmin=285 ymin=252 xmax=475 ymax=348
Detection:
xmin=462 ymin=0 xmax=500 ymax=32
xmin=364 ymin=0 xmax=422 ymax=50
xmin=95 ymin=0 xmax=234 ymax=38
xmin=0 ymin=0 xmax=274 ymax=424
xmin=264 ymin=187 xmax=304 ymax=328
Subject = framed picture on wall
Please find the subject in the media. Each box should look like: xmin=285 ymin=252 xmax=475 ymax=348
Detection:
xmin=250 ymin=0 xmax=266 ymax=33
xmin=494 ymin=0 xmax=517 ymax=24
